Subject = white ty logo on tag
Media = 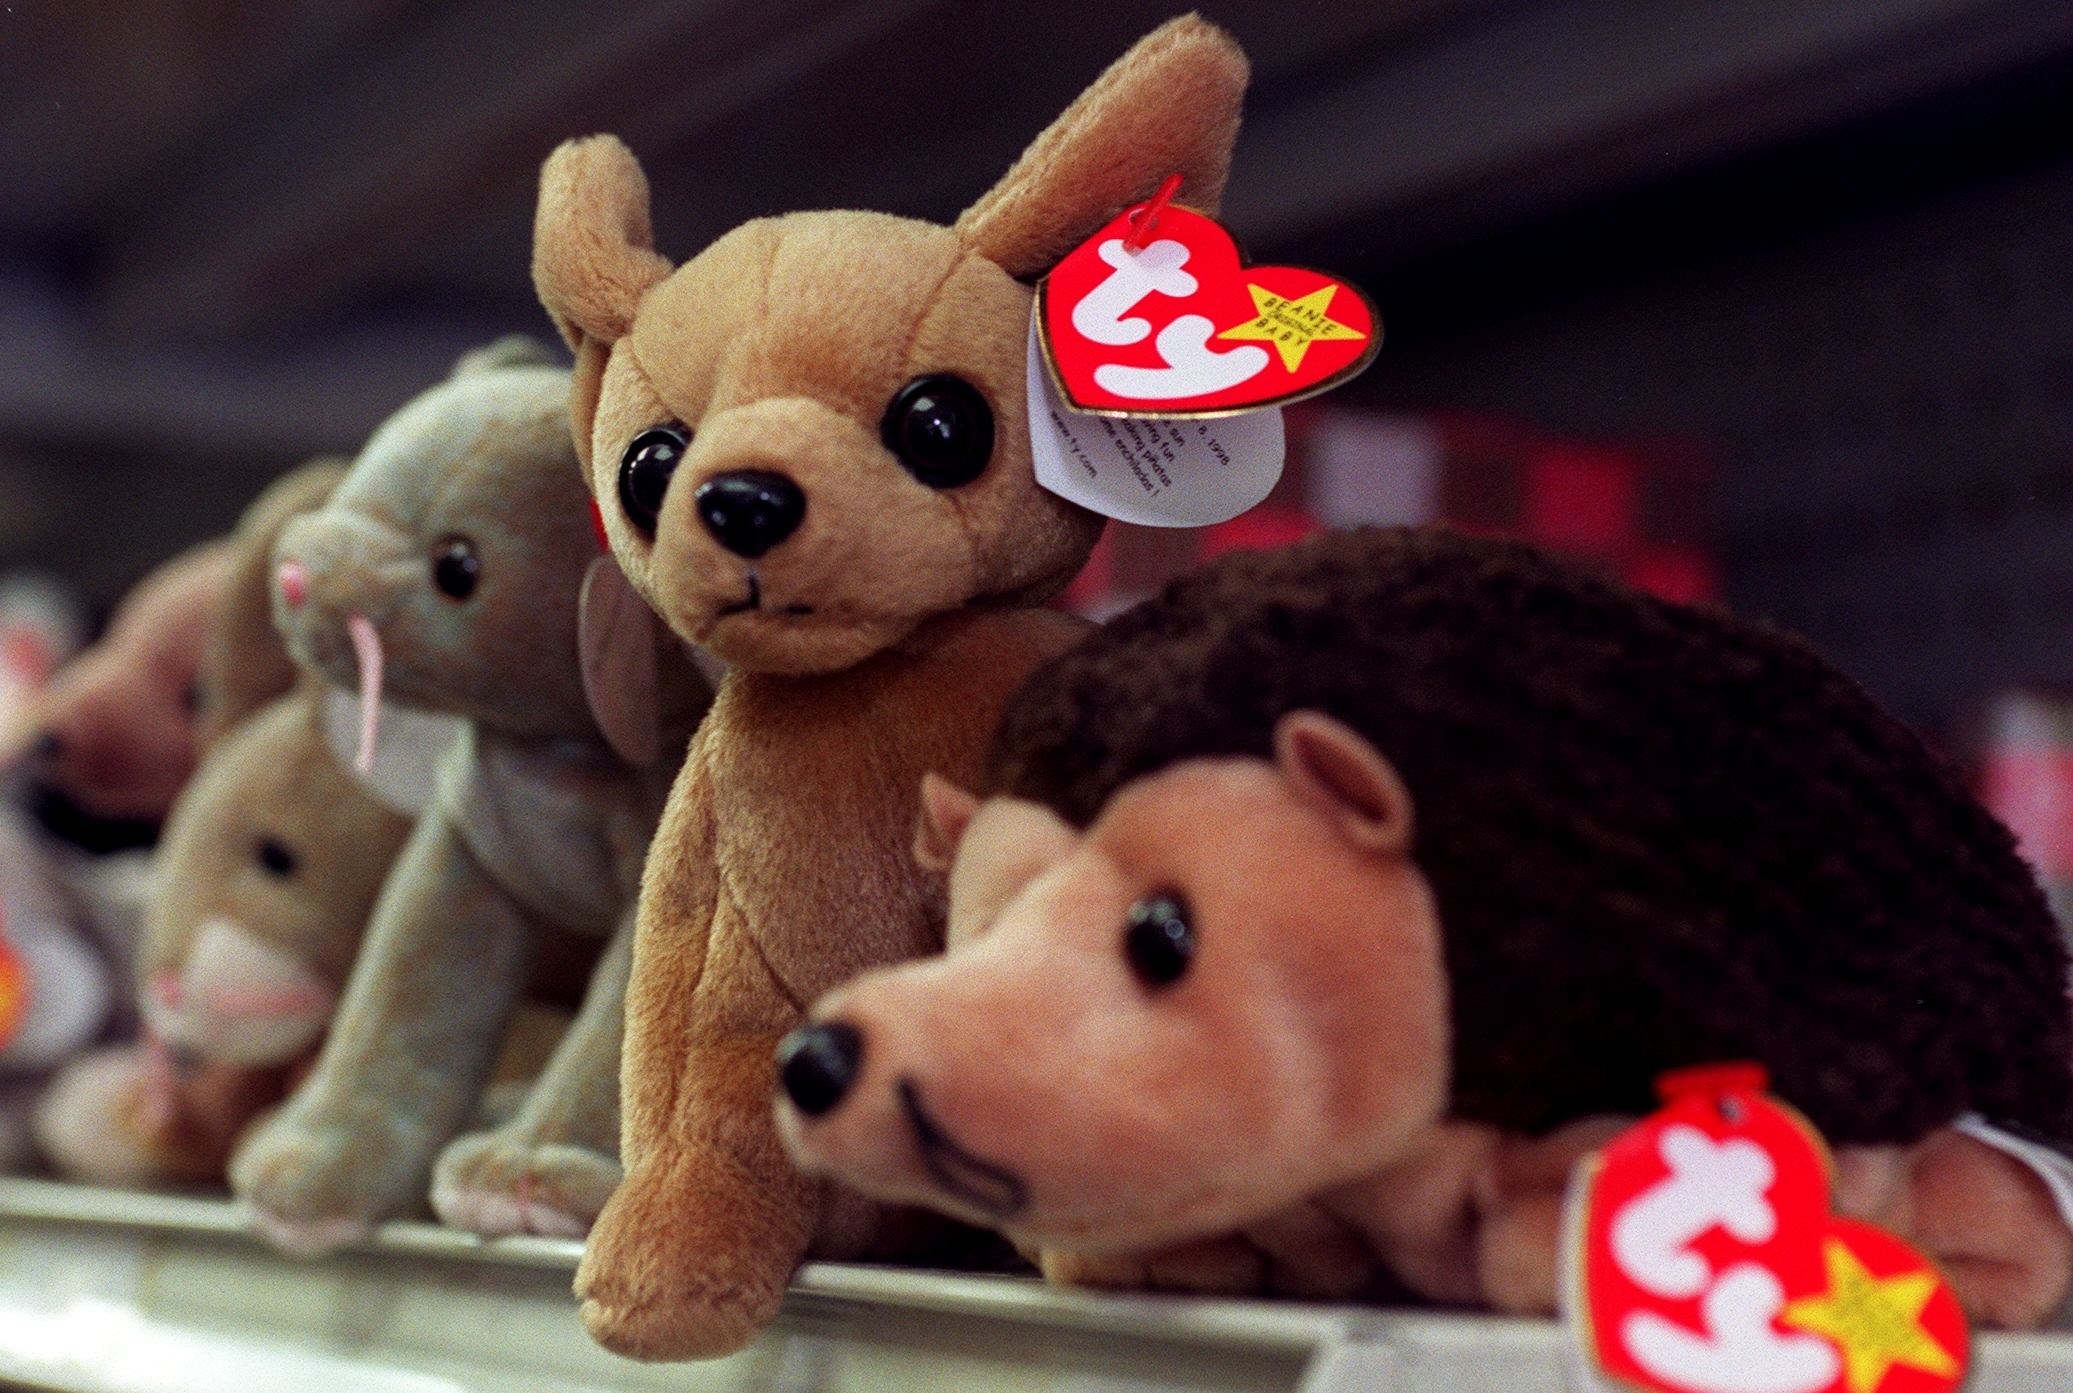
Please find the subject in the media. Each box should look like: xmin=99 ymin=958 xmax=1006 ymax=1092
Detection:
xmin=1026 ymin=318 xmax=1283 ymax=528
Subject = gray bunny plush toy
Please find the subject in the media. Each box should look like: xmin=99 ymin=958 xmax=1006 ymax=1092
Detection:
xmin=230 ymin=338 xmax=712 ymax=1251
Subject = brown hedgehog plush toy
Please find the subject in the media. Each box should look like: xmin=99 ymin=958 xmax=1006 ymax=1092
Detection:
xmin=780 ymin=525 xmax=2073 ymax=1330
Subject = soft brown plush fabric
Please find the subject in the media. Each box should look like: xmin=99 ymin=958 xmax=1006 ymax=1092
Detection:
xmin=227 ymin=342 xmax=709 ymax=1253
xmin=530 ymin=14 xmax=1248 ymax=1362
xmin=781 ymin=525 xmax=2073 ymax=1329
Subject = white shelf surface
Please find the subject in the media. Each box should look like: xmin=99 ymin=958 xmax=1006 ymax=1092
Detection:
xmin=1 ymin=1178 xmax=2072 ymax=1391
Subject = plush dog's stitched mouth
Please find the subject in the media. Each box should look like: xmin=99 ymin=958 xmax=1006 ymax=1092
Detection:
xmin=897 ymin=1078 xmax=1028 ymax=1219
xmin=714 ymin=571 xmax=816 ymax=621
xmin=717 ymin=573 xmax=762 ymax=617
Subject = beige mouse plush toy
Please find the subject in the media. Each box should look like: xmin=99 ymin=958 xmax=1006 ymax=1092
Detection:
xmin=36 ymin=694 xmax=420 ymax=1186
xmin=231 ymin=339 xmax=709 ymax=1252
xmin=527 ymin=13 xmax=1251 ymax=1361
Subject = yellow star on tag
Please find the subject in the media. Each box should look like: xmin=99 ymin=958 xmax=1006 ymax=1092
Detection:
xmin=1216 ymin=283 xmax=1367 ymax=372
xmin=1779 ymin=1238 xmax=1959 ymax=1393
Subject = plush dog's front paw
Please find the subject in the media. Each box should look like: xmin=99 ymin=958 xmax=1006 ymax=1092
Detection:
xmin=229 ymin=1108 xmax=422 ymax=1257
xmin=574 ymin=1153 xmax=813 ymax=1361
xmin=431 ymin=1130 xmax=620 ymax=1240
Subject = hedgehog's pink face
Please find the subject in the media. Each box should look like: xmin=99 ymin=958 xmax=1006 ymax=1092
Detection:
xmin=778 ymin=714 xmax=1454 ymax=1253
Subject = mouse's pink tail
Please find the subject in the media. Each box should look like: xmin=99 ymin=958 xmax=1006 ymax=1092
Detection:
xmin=346 ymin=615 xmax=384 ymax=775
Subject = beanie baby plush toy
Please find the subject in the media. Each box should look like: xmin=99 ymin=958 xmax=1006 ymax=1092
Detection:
xmin=35 ymin=693 xmax=422 ymax=1186
xmin=1 ymin=505 xmax=294 ymax=1092
xmin=779 ymin=526 xmax=2073 ymax=1332
xmin=8 ymin=542 xmax=232 ymax=853
xmin=34 ymin=462 xmax=434 ymax=1186
xmin=524 ymin=12 xmax=1257 ymax=1363
xmin=4 ymin=484 xmax=322 ymax=1173
xmin=231 ymin=339 xmax=710 ymax=1251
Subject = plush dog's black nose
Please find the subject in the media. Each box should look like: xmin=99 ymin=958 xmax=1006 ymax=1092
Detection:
xmin=28 ymin=731 xmax=62 ymax=762
xmin=695 ymin=471 xmax=805 ymax=559
xmin=777 ymin=1021 xmax=863 ymax=1117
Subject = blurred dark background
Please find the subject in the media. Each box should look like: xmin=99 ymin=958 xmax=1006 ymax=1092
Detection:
xmin=3 ymin=0 xmax=2073 ymax=727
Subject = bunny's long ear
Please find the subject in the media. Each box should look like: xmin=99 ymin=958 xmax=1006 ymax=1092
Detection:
xmin=533 ymin=135 xmax=674 ymax=353
xmin=954 ymin=15 xmax=1250 ymax=281
xmin=197 ymin=460 xmax=349 ymax=751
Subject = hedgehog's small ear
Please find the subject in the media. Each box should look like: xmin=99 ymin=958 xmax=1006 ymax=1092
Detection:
xmin=1274 ymin=711 xmax=1414 ymax=856
xmin=915 ymin=773 xmax=983 ymax=873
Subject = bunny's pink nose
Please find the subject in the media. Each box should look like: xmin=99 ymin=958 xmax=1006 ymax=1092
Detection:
xmin=276 ymin=561 xmax=309 ymax=609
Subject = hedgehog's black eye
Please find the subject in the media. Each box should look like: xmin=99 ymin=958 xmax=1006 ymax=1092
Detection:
xmin=619 ymin=426 xmax=690 ymax=536
xmin=256 ymin=837 xmax=298 ymax=878
xmin=880 ymin=375 xmax=993 ymax=489
xmin=431 ymin=536 xmax=480 ymax=601
xmin=1123 ymin=892 xmax=1194 ymax=990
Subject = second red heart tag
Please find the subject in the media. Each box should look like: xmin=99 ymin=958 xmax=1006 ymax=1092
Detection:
xmin=1565 ymin=1065 xmax=1968 ymax=1393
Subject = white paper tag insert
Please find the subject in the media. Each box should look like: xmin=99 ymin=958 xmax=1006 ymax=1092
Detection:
xmin=1026 ymin=319 xmax=1284 ymax=528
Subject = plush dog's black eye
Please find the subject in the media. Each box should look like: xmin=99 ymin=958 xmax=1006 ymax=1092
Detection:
xmin=619 ymin=426 xmax=690 ymax=535
xmin=431 ymin=536 xmax=480 ymax=601
xmin=881 ymin=375 xmax=994 ymax=489
xmin=256 ymin=837 xmax=298 ymax=878
xmin=1124 ymin=893 xmax=1194 ymax=989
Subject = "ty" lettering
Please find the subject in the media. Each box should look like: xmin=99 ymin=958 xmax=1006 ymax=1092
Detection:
xmin=1073 ymin=238 xmax=1270 ymax=403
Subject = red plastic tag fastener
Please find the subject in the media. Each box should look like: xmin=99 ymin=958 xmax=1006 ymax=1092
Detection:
xmin=1121 ymin=173 xmax=1185 ymax=253
xmin=1656 ymin=1062 xmax=1770 ymax=1105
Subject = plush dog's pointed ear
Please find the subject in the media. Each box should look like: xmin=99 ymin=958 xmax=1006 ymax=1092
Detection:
xmin=533 ymin=136 xmax=674 ymax=353
xmin=915 ymin=773 xmax=983 ymax=873
xmin=1273 ymin=711 xmax=1415 ymax=857
xmin=954 ymin=15 xmax=1249 ymax=280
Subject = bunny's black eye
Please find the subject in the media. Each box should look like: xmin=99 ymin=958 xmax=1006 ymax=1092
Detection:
xmin=881 ymin=375 xmax=993 ymax=489
xmin=256 ymin=838 xmax=298 ymax=878
xmin=619 ymin=426 xmax=689 ymax=536
xmin=432 ymin=536 xmax=480 ymax=601
xmin=1123 ymin=892 xmax=1194 ymax=990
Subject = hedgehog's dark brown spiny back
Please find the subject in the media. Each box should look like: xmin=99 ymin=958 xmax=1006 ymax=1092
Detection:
xmin=987 ymin=527 xmax=2073 ymax=1146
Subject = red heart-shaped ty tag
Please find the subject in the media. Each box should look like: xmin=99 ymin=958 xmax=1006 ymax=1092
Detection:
xmin=1566 ymin=1065 xmax=1968 ymax=1393
xmin=1038 ymin=199 xmax=1379 ymax=417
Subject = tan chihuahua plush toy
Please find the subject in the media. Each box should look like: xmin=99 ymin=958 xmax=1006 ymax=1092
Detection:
xmin=528 ymin=12 xmax=1252 ymax=1361
xmin=231 ymin=339 xmax=708 ymax=1252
